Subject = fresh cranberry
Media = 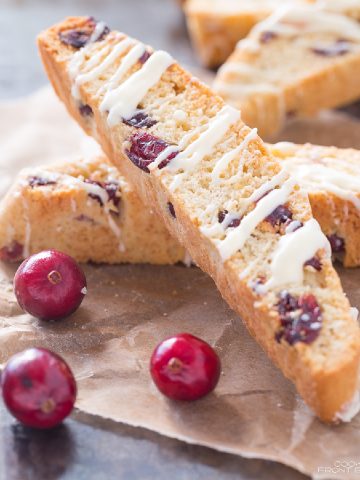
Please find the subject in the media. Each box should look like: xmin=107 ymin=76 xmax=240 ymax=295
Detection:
xmin=126 ymin=132 xmax=178 ymax=173
xmin=14 ymin=250 xmax=87 ymax=321
xmin=28 ymin=177 xmax=56 ymax=188
xmin=139 ymin=50 xmax=152 ymax=64
xmin=0 ymin=242 xmax=24 ymax=262
xmin=123 ymin=111 xmax=157 ymax=129
xmin=150 ymin=333 xmax=221 ymax=401
xmin=79 ymin=103 xmax=93 ymax=117
xmin=1 ymin=348 xmax=76 ymax=429
xmin=327 ymin=234 xmax=345 ymax=254
xmin=304 ymin=256 xmax=322 ymax=271
xmin=260 ymin=31 xmax=277 ymax=44
xmin=275 ymin=291 xmax=322 ymax=345
xmin=265 ymin=205 xmax=293 ymax=228
xmin=168 ymin=202 xmax=176 ymax=218
xmin=59 ymin=18 xmax=109 ymax=49
xmin=312 ymin=40 xmax=350 ymax=57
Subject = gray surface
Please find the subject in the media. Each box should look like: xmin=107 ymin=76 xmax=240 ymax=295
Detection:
xmin=0 ymin=1 xmax=307 ymax=479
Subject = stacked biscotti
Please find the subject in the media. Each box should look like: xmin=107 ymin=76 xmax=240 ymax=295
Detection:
xmin=0 ymin=155 xmax=186 ymax=265
xmin=37 ymin=17 xmax=360 ymax=422
xmin=2 ymin=142 xmax=360 ymax=269
xmin=213 ymin=5 xmax=360 ymax=137
xmin=184 ymin=0 xmax=360 ymax=68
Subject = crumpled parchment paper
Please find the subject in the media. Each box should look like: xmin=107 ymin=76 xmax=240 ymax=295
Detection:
xmin=0 ymin=87 xmax=360 ymax=480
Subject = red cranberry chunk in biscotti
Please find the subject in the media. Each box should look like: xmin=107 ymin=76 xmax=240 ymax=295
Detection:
xmin=275 ymin=291 xmax=322 ymax=345
xmin=126 ymin=132 xmax=178 ymax=173
xmin=0 ymin=242 xmax=24 ymax=262
xmin=122 ymin=111 xmax=157 ymax=129
xmin=59 ymin=17 xmax=110 ymax=49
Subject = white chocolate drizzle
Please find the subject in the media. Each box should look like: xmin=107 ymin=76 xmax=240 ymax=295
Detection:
xmin=218 ymin=176 xmax=295 ymax=261
xmin=100 ymin=50 xmax=174 ymax=125
xmin=266 ymin=219 xmax=331 ymax=289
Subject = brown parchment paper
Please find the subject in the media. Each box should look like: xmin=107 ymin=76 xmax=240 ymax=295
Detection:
xmin=1 ymin=87 xmax=360 ymax=480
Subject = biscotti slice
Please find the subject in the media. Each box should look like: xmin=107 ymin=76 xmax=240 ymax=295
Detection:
xmin=38 ymin=17 xmax=360 ymax=422
xmin=270 ymin=142 xmax=360 ymax=268
xmin=213 ymin=5 xmax=360 ymax=138
xmin=184 ymin=0 xmax=360 ymax=68
xmin=0 ymin=154 xmax=186 ymax=265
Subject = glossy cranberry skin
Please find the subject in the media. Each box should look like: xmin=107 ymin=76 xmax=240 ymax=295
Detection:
xmin=14 ymin=250 xmax=87 ymax=321
xmin=1 ymin=348 xmax=77 ymax=429
xmin=150 ymin=333 xmax=221 ymax=401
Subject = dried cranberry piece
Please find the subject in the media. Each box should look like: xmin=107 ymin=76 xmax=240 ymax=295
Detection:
xmin=266 ymin=205 xmax=293 ymax=228
xmin=260 ymin=31 xmax=277 ymax=44
xmin=0 ymin=242 xmax=23 ymax=262
xmin=126 ymin=132 xmax=178 ymax=173
xmin=123 ymin=111 xmax=157 ymax=129
xmin=168 ymin=202 xmax=176 ymax=218
xmin=84 ymin=179 xmax=120 ymax=208
xmin=28 ymin=176 xmax=56 ymax=188
xmin=228 ymin=217 xmax=242 ymax=228
xmin=59 ymin=18 xmax=109 ymax=49
xmin=327 ymin=234 xmax=345 ymax=254
xmin=312 ymin=40 xmax=350 ymax=57
xmin=218 ymin=210 xmax=228 ymax=224
xmin=139 ymin=50 xmax=152 ymax=64
xmin=79 ymin=104 xmax=93 ymax=117
xmin=275 ymin=291 xmax=322 ymax=345
xmin=304 ymin=257 xmax=322 ymax=271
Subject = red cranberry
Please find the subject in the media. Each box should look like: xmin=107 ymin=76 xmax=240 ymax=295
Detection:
xmin=304 ymin=256 xmax=322 ymax=271
xmin=167 ymin=202 xmax=176 ymax=218
xmin=150 ymin=333 xmax=221 ymax=401
xmin=84 ymin=179 xmax=120 ymax=208
xmin=126 ymin=132 xmax=178 ymax=173
xmin=260 ymin=31 xmax=277 ymax=44
xmin=79 ymin=103 xmax=93 ymax=117
xmin=275 ymin=291 xmax=322 ymax=345
xmin=0 ymin=241 xmax=24 ymax=262
xmin=123 ymin=111 xmax=157 ymax=129
xmin=14 ymin=250 xmax=87 ymax=321
xmin=327 ymin=234 xmax=345 ymax=254
xmin=266 ymin=205 xmax=293 ymax=228
xmin=59 ymin=18 xmax=109 ymax=49
xmin=312 ymin=40 xmax=350 ymax=57
xmin=1 ymin=348 xmax=76 ymax=429
xmin=139 ymin=50 xmax=152 ymax=64
xmin=28 ymin=176 xmax=56 ymax=188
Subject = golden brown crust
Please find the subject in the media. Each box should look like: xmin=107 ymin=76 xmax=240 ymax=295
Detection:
xmin=37 ymin=18 xmax=360 ymax=422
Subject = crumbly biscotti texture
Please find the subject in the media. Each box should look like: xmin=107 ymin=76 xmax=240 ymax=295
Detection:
xmin=270 ymin=142 xmax=360 ymax=268
xmin=0 ymin=155 xmax=186 ymax=265
xmin=214 ymin=6 xmax=360 ymax=138
xmin=185 ymin=0 xmax=360 ymax=68
xmin=38 ymin=17 xmax=360 ymax=422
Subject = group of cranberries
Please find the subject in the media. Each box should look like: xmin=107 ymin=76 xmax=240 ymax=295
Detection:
xmin=0 ymin=250 xmax=221 ymax=429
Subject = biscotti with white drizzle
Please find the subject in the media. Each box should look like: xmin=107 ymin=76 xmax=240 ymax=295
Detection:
xmin=270 ymin=142 xmax=360 ymax=268
xmin=38 ymin=17 xmax=360 ymax=422
xmin=0 ymin=155 xmax=186 ymax=265
xmin=214 ymin=5 xmax=360 ymax=138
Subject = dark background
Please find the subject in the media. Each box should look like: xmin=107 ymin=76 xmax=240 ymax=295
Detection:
xmin=0 ymin=1 xmax=306 ymax=478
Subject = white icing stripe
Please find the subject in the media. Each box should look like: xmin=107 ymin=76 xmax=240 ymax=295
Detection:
xmin=99 ymin=43 xmax=146 ymax=97
xmin=74 ymin=38 xmax=134 ymax=92
xmin=211 ymin=128 xmax=258 ymax=184
xmin=149 ymin=145 xmax=179 ymax=171
xmin=282 ymin=160 xmax=360 ymax=210
xmin=252 ymin=5 xmax=360 ymax=42
xmin=166 ymin=106 xmax=241 ymax=173
xmin=218 ymin=177 xmax=295 ymax=261
xmin=89 ymin=21 xmax=108 ymax=43
xmin=266 ymin=219 xmax=331 ymax=289
xmin=100 ymin=50 xmax=174 ymax=125
xmin=247 ymin=169 xmax=288 ymax=203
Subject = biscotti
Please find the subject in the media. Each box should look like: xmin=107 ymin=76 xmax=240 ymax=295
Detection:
xmin=270 ymin=142 xmax=360 ymax=268
xmin=0 ymin=155 xmax=186 ymax=265
xmin=213 ymin=6 xmax=360 ymax=138
xmin=38 ymin=17 xmax=360 ymax=422
xmin=185 ymin=0 xmax=360 ymax=68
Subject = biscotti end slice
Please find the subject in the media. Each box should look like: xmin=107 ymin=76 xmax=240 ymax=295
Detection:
xmin=214 ymin=6 xmax=360 ymax=138
xmin=38 ymin=17 xmax=360 ymax=422
xmin=270 ymin=142 xmax=360 ymax=268
xmin=0 ymin=154 xmax=187 ymax=265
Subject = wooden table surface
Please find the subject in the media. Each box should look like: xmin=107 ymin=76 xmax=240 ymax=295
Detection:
xmin=0 ymin=1 xmax=308 ymax=478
